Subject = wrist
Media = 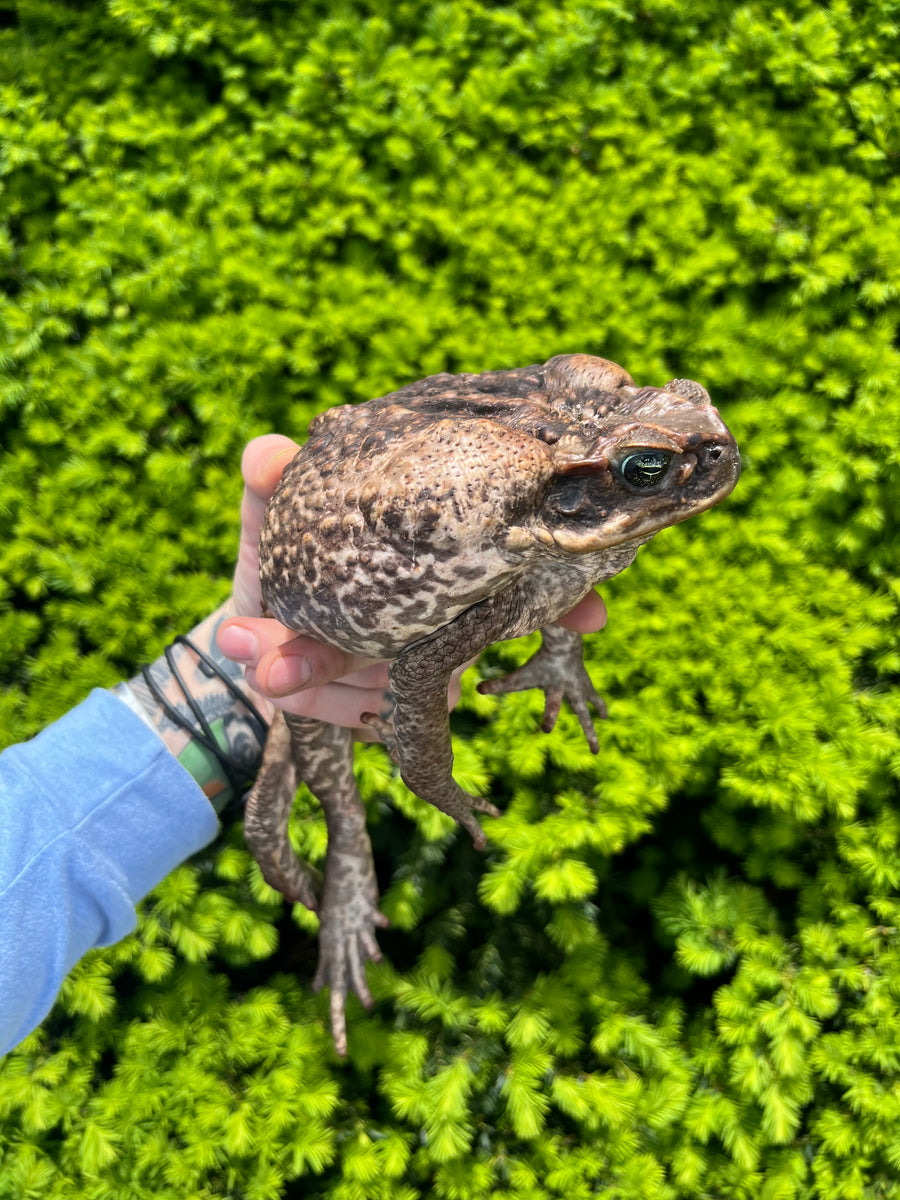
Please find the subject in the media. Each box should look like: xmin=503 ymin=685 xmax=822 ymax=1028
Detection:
xmin=113 ymin=601 xmax=272 ymax=814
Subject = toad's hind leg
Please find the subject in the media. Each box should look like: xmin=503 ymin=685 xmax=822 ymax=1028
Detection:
xmin=244 ymin=710 xmax=320 ymax=909
xmin=244 ymin=711 xmax=388 ymax=1056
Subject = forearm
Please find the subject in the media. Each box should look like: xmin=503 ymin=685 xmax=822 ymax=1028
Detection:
xmin=0 ymin=604 xmax=274 ymax=1056
xmin=0 ymin=690 xmax=221 ymax=1056
xmin=112 ymin=601 xmax=273 ymax=813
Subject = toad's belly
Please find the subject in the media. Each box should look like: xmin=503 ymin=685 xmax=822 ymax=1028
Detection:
xmin=261 ymin=536 xmax=523 ymax=659
xmin=261 ymin=523 xmax=639 ymax=660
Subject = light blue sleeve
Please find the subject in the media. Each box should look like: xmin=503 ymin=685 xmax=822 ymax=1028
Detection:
xmin=0 ymin=688 xmax=221 ymax=1055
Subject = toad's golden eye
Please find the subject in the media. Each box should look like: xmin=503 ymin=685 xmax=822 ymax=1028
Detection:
xmin=619 ymin=450 xmax=672 ymax=488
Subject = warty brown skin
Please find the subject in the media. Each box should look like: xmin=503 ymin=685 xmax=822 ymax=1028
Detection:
xmin=244 ymin=352 xmax=741 ymax=1055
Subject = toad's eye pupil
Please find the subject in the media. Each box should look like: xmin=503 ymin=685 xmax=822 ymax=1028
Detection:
xmin=620 ymin=450 xmax=671 ymax=487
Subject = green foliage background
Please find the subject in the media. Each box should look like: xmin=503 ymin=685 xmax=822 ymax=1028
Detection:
xmin=2 ymin=0 xmax=900 ymax=1195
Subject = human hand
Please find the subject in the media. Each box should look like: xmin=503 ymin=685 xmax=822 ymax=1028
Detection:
xmin=219 ymin=435 xmax=395 ymax=736
xmin=217 ymin=434 xmax=608 ymax=733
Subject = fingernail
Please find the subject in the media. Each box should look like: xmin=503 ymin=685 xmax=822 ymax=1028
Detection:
xmin=266 ymin=655 xmax=312 ymax=697
xmin=266 ymin=446 xmax=297 ymax=475
xmin=218 ymin=622 xmax=258 ymax=663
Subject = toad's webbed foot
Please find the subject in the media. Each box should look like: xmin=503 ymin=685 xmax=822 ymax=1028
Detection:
xmin=314 ymin=856 xmax=390 ymax=1057
xmin=477 ymin=624 xmax=607 ymax=753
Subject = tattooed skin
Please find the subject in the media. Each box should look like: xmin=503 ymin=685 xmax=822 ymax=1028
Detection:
xmin=114 ymin=603 xmax=271 ymax=811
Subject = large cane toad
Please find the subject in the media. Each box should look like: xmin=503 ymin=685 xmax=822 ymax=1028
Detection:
xmin=244 ymin=353 xmax=740 ymax=1053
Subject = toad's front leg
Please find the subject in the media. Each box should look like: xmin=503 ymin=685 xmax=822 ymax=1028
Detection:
xmin=362 ymin=593 xmax=530 ymax=848
xmin=477 ymin=624 xmax=606 ymax=752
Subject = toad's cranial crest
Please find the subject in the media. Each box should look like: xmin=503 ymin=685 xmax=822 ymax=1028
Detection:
xmin=243 ymin=352 xmax=741 ymax=1054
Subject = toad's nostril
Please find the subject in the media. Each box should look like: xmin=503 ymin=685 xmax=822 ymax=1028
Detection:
xmin=706 ymin=445 xmax=723 ymax=461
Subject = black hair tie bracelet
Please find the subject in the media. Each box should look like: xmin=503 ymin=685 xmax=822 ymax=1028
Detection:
xmin=140 ymin=635 xmax=268 ymax=803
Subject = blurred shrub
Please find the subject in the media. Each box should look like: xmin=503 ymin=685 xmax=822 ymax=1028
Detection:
xmin=2 ymin=0 xmax=899 ymax=1196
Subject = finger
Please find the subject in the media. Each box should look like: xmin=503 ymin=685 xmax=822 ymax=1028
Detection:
xmin=239 ymin=664 xmax=462 ymax=731
xmin=556 ymin=589 xmax=607 ymax=633
xmin=352 ymin=724 xmax=382 ymax=744
xmin=241 ymin=434 xmax=300 ymax=502
xmin=246 ymin=672 xmax=393 ymax=729
xmin=239 ymin=436 xmax=299 ymax=549
xmin=251 ymin=656 xmax=462 ymax=717
xmin=255 ymin=642 xmax=384 ymax=697
xmin=233 ymin=436 xmax=300 ymax=615
xmin=251 ymin=637 xmax=466 ymax=700
xmin=218 ymin=618 xmax=381 ymax=690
